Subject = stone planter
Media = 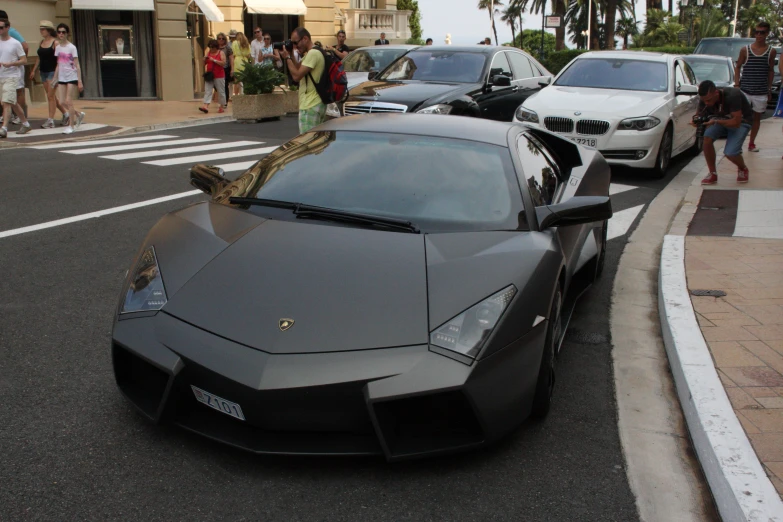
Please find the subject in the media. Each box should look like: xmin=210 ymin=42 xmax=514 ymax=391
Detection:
xmin=233 ymin=91 xmax=287 ymax=121
xmin=283 ymin=90 xmax=299 ymax=114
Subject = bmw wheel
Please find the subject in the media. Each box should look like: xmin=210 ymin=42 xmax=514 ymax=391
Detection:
xmin=531 ymin=285 xmax=562 ymax=419
xmin=595 ymin=220 xmax=608 ymax=279
xmin=649 ymin=125 xmax=673 ymax=179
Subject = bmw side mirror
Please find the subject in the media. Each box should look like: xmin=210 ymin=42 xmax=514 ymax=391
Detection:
xmin=536 ymin=196 xmax=613 ymax=230
xmin=190 ymin=163 xmax=228 ymax=196
xmin=491 ymin=75 xmax=512 ymax=87
xmin=676 ymin=84 xmax=698 ymax=96
xmin=538 ymin=77 xmax=552 ymax=87
xmin=368 ymin=70 xmax=379 ymax=80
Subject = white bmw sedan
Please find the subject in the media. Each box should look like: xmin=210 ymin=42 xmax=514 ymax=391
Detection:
xmin=513 ymin=51 xmax=700 ymax=177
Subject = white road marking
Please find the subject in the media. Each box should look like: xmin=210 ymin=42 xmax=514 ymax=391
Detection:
xmin=609 ymin=183 xmax=637 ymax=196
xmin=64 ymin=138 xmax=218 ymax=155
xmin=0 ymin=190 xmax=202 ymax=240
xmin=144 ymin=146 xmax=279 ymax=166
xmin=29 ymin=134 xmax=180 ymax=149
xmin=101 ymin=141 xmax=263 ymax=161
xmin=214 ymin=160 xmax=258 ymax=172
xmin=5 ymin=123 xmax=108 ymax=138
xmin=608 ymin=204 xmax=645 ymax=241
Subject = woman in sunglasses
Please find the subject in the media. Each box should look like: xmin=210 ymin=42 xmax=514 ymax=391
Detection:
xmin=216 ymin=32 xmax=233 ymax=105
xmin=259 ymin=32 xmax=280 ymax=68
xmin=231 ymin=32 xmax=251 ymax=96
xmin=53 ymin=23 xmax=84 ymax=134
xmin=199 ymin=39 xmax=226 ymax=114
xmin=29 ymin=20 xmax=67 ymax=128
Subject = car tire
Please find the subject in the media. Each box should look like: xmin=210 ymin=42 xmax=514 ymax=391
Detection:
xmin=649 ymin=124 xmax=673 ymax=179
xmin=531 ymin=284 xmax=562 ymax=419
xmin=595 ymin=220 xmax=608 ymax=279
xmin=691 ymin=128 xmax=703 ymax=154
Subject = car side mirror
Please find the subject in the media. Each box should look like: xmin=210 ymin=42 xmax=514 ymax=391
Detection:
xmin=535 ymin=196 xmax=613 ymax=230
xmin=368 ymin=70 xmax=379 ymax=80
xmin=491 ymin=74 xmax=512 ymax=87
xmin=538 ymin=77 xmax=552 ymax=87
xmin=190 ymin=163 xmax=228 ymax=196
xmin=676 ymin=84 xmax=698 ymax=96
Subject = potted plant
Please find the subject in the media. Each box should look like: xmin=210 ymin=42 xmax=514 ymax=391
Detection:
xmin=233 ymin=64 xmax=288 ymax=121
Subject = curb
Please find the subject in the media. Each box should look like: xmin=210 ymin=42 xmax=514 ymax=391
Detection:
xmin=658 ymin=175 xmax=783 ymax=518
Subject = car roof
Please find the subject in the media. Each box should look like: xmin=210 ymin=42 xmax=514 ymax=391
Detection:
xmin=419 ymin=45 xmax=504 ymax=54
xmin=578 ymin=51 xmax=673 ymax=62
xmin=315 ymin=114 xmax=515 ymax=146
xmin=349 ymin=44 xmax=419 ymax=52
xmin=697 ymin=37 xmax=754 ymax=41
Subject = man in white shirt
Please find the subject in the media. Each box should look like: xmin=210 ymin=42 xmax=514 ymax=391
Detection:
xmin=250 ymin=26 xmax=265 ymax=64
xmin=0 ymin=18 xmax=30 ymax=137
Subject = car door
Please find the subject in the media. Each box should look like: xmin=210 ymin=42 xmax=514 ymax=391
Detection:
xmin=672 ymin=60 xmax=697 ymax=150
xmin=476 ymin=52 xmax=518 ymax=121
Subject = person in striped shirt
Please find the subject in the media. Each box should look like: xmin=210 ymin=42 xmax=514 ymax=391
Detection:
xmin=734 ymin=21 xmax=776 ymax=152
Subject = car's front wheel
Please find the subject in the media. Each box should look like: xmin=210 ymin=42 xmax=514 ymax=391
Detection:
xmin=595 ymin=220 xmax=608 ymax=279
xmin=531 ymin=284 xmax=562 ymax=419
xmin=649 ymin=124 xmax=673 ymax=179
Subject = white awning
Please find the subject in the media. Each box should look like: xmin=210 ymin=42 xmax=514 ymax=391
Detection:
xmin=245 ymin=0 xmax=307 ymax=16
xmin=190 ymin=0 xmax=225 ymax=22
xmin=71 ymin=0 xmax=154 ymax=10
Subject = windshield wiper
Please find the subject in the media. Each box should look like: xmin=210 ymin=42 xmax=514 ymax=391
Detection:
xmin=228 ymin=197 xmax=420 ymax=233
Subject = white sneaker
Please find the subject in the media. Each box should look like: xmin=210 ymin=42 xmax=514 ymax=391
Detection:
xmin=74 ymin=112 xmax=85 ymax=129
xmin=11 ymin=116 xmax=21 ymax=125
xmin=41 ymin=120 xmax=55 ymax=129
xmin=62 ymin=126 xmax=74 ymax=134
xmin=0 ymin=127 xmax=6 ymax=138
xmin=16 ymin=124 xmax=31 ymax=135
xmin=61 ymin=113 xmax=69 ymax=126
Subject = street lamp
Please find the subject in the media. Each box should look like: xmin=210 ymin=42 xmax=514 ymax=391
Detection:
xmin=581 ymin=29 xmax=588 ymax=49
xmin=682 ymin=0 xmax=704 ymax=47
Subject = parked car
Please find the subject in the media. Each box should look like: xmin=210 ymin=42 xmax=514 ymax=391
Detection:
xmin=514 ymin=51 xmax=700 ymax=177
xmin=338 ymin=45 xmax=553 ymax=121
xmin=683 ymin=54 xmax=734 ymax=87
xmin=325 ymin=45 xmax=419 ymax=118
xmin=113 ymin=114 xmax=612 ymax=461
xmin=693 ymin=37 xmax=754 ymax=62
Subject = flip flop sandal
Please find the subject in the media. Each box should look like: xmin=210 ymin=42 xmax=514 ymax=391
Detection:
xmin=199 ymin=107 xmax=208 ymax=114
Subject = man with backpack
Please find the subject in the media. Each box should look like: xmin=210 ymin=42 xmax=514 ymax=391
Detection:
xmin=280 ymin=26 xmax=348 ymax=133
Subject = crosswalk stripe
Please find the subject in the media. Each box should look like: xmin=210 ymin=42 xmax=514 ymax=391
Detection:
xmin=30 ymin=134 xmax=181 ymax=149
xmin=144 ymin=146 xmax=279 ymax=166
xmin=100 ymin=141 xmax=263 ymax=161
xmin=5 ymin=123 xmax=108 ymax=139
xmin=609 ymin=183 xmax=637 ymax=196
xmin=214 ymin=160 xmax=258 ymax=172
xmin=608 ymin=204 xmax=644 ymax=241
xmin=64 ymin=138 xmax=219 ymax=155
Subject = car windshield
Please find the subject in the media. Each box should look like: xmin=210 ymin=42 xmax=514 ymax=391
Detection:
xmin=378 ymin=51 xmax=487 ymax=83
xmin=216 ymin=131 xmax=523 ymax=232
xmin=343 ymin=48 xmax=411 ymax=73
xmin=555 ymin=58 xmax=668 ymax=92
xmin=683 ymin=57 xmax=731 ymax=83
xmin=694 ymin=39 xmax=754 ymax=61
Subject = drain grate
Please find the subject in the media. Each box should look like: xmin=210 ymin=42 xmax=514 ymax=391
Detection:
xmin=690 ymin=289 xmax=727 ymax=297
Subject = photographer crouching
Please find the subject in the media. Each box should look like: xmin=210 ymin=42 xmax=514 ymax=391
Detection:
xmin=693 ymin=80 xmax=753 ymax=185
xmin=277 ymin=27 xmax=325 ymax=134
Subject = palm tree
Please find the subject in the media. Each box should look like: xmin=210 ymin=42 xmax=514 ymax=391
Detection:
xmin=515 ymin=0 xmax=568 ymax=50
xmin=615 ymin=16 xmax=638 ymax=48
xmin=478 ymin=0 xmax=504 ymax=45
xmin=502 ymin=4 xmax=524 ymax=47
xmin=694 ymin=9 xmax=728 ymax=40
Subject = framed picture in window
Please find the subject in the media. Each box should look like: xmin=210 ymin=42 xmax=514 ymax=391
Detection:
xmin=99 ymin=25 xmax=134 ymax=61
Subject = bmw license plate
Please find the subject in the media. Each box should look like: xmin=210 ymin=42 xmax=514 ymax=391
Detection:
xmin=191 ymin=385 xmax=245 ymax=421
xmin=570 ymin=137 xmax=596 ymax=147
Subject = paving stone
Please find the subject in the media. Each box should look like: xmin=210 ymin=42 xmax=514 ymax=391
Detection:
xmin=767 ymin=461 xmax=783 ymax=481
xmin=736 ymin=411 xmax=762 ymax=433
xmin=740 ymin=341 xmax=783 ymax=375
xmin=741 ymin=409 xmax=783 ymax=433
xmin=746 ymin=387 xmax=781 ymax=398
xmin=748 ymin=433 xmax=783 ymax=461
xmin=721 ymin=367 xmax=783 ymax=387
xmin=709 ymin=341 xmax=766 ymax=367
xmin=718 ymin=369 xmax=738 ymax=387
xmin=745 ymin=325 xmax=783 ymax=341
xmin=702 ymin=325 xmax=759 ymax=342
xmin=757 ymin=397 xmax=783 ymax=409
xmin=726 ymin=387 xmax=763 ymax=410
xmin=690 ymin=296 xmax=738 ymax=314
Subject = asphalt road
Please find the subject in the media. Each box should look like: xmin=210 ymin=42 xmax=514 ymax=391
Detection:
xmin=0 ymin=118 xmax=695 ymax=521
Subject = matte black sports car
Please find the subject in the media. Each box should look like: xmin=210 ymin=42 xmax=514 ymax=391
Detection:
xmin=340 ymin=45 xmax=553 ymax=121
xmin=112 ymin=114 xmax=612 ymax=461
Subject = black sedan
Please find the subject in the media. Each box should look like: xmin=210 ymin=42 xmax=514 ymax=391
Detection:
xmin=112 ymin=115 xmax=611 ymax=461
xmin=683 ymin=54 xmax=734 ymax=87
xmin=339 ymin=45 xmax=553 ymax=121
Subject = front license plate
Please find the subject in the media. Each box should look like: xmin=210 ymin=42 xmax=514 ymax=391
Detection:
xmin=570 ymin=137 xmax=596 ymax=147
xmin=191 ymin=385 xmax=245 ymax=421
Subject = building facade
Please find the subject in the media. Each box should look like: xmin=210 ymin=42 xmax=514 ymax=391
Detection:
xmin=6 ymin=0 xmax=411 ymax=103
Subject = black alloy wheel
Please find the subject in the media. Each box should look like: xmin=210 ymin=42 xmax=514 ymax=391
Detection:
xmin=531 ymin=285 xmax=562 ymax=419
xmin=595 ymin=220 xmax=608 ymax=279
xmin=650 ymin=125 xmax=673 ymax=179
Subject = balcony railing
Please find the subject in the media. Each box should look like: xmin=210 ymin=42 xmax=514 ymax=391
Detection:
xmin=344 ymin=7 xmax=411 ymax=42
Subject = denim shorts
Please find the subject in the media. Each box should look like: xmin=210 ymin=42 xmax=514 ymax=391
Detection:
xmin=40 ymin=71 xmax=54 ymax=83
xmin=704 ymin=122 xmax=751 ymax=156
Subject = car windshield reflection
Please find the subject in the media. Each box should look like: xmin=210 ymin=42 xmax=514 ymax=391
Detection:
xmin=555 ymin=58 xmax=669 ymax=92
xmin=343 ymin=48 xmax=411 ymax=73
xmin=215 ymin=131 xmax=523 ymax=232
xmin=683 ymin=57 xmax=731 ymax=84
xmin=378 ymin=51 xmax=487 ymax=83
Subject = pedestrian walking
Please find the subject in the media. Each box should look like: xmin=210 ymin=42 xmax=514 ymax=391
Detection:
xmin=199 ymin=39 xmax=226 ymax=114
xmin=53 ymin=23 xmax=84 ymax=135
xmin=0 ymin=17 xmax=31 ymax=137
xmin=250 ymin=26 xmax=264 ymax=65
xmin=279 ymin=27 xmax=326 ymax=134
xmin=0 ymin=9 xmax=28 ymax=126
xmin=29 ymin=20 xmax=67 ymax=129
xmin=232 ymin=31 xmax=251 ymax=96
xmin=217 ymin=32 xmax=233 ymax=105
xmin=734 ymin=21 xmax=776 ymax=152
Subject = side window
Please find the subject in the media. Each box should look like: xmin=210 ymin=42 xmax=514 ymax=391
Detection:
xmin=507 ymin=52 xmax=535 ymax=80
xmin=674 ymin=64 xmax=686 ymax=88
xmin=517 ymin=135 xmax=560 ymax=207
xmin=488 ymin=52 xmax=513 ymax=82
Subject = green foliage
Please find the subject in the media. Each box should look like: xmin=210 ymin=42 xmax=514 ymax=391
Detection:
xmin=398 ymin=0 xmax=423 ymax=41
xmin=695 ymin=8 xmax=729 ymax=40
xmin=233 ymin=63 xmax=286 ymax=95
xmin=513 ymin=29 xmax=557 ymax=58
xmin=630 ymin=45 xmax=695 ymax=53
xmin=406 ymin=37 xmax=425 ymax=45
xmin=635 ymin=8 xmax=684 ymax=47
xmin=541 ymin=49 xmax=589 ymax=74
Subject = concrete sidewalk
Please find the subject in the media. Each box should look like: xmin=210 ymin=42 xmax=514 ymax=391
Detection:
xmin=660 ymin=118 xmax=783 ymax=521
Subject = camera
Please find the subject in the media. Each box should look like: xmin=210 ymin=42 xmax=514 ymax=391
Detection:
xmin=273 ymin=40 xmax=294 ymax=52
xmin=692 ymin=115 xmax=711 ymax=124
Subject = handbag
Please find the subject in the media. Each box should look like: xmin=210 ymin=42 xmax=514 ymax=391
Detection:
xmin=203 ymin=71 xmax=214 ymax=82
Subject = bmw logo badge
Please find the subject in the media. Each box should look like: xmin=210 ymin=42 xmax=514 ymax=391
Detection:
xmin=574 ymin=111 xmax=582 ymax=116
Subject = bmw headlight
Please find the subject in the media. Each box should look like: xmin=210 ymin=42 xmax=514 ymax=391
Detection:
xmin=515 ymin=106 xmax=539 ymax=123
xmin=430 ymin=286 xmax=517 ymax=359
xmin=416 ymin=104 xmax=453 ymax=114
xmin=619 ymin=116 xmax=660 ymax=131
xmin=121 ymin=246 xmax=167 ymax=314
xmin=326 ymin=103 xmax=341 ymax=118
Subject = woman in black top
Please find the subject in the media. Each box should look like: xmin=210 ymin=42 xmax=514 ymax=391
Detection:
xmin=29 ymin=20 xmax=67 ymax=128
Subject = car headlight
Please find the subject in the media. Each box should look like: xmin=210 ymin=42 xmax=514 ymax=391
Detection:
xmin=430 ymin=285 xmax=517 ymax=359
xmin=326 ymin=103 xmax=341 ymax=118
xmin=121 ymin=246 xmax=167 ymax=314
xmin=619 ymin=116 xmax=660 ymax=131
xmin=416 ymin=104 xmax=453 ymax=114
xmin=515 ymin=106 xmax=539 ymax=123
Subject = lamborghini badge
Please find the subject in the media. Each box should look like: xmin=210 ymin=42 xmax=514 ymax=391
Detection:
xmin=279 ymin=318 xmax=294 ymax=331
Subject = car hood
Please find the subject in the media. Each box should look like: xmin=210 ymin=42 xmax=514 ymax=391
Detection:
xmin=345 ymin=71 xmax=371 ymax=90
xmin=161 ymin=214 xmax=429 ymax=354
xmin=525 ymin=86 xmax=667 ymax=116
xmin=347 ymin=81 xmax=469 ymax=110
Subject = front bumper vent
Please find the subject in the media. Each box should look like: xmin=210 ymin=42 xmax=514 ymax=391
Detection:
xmin=113 ymin=343 xmax=170 ymax=420
xmin=344 ymin=102 xmax=408 ymax=115
xmin=600 ymin=149 xmax=648 ymax=160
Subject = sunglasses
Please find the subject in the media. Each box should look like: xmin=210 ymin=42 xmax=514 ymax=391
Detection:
xmin=264 ymin=37 xmax=271 ymax=40
xmin=291 ymin=39 xmax=300 ymax=45
xmin=0 ymin=26 xmax=6 ymax=30
xmin=217 ymin=37 xmax=225 ymax=40
xmin=254 ymin=30 xmax=261 ymax=34
xmin=755 ymin=30 xmax=768 ymax=35
xmin=57 ymin=30 xmax=67 ymax=34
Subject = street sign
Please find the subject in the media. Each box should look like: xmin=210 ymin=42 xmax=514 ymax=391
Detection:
xmin=545 ymin=16 xmax=562 ymax=28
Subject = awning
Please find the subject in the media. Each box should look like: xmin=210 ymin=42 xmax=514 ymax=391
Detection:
xmin=244 ymin=0 xmax=307 ymax=15
xmin=190 ymin=0 xmax=225 ymax=22
xmin=71 ymin=0 xmax=154 ymax=10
